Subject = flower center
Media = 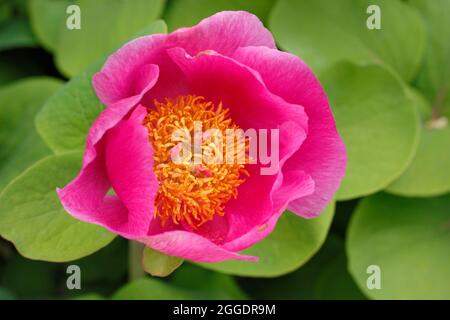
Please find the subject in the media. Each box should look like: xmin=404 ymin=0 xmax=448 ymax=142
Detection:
xmin=143 ymin=95 xmax=249 ymax=229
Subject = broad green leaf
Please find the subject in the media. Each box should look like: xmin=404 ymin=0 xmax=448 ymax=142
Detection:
xmin=142 ymin=247 xmax=184 ymax=277
xmin=387 ymin=88 xmax=450 ymax=196
xmin=36 ymin=61 xmax=104 ymax=153
xmin=320 ymin=63 xmax=419 ymax=200
xmin=134 ymin=19 xmax=168 ymax=38
xmin=347 ymin=193 xmax=450 ymax=299
xmin=36 ymin=20 xmax=167 ymax=154
xmin=0 ymin=77 xmax=62 ymax=191
xmin=36 ymin=61 xmax=103 ymax=153
xmin=197 ymin=203 xmax=335 ymax=277
xmin=112 ymin=278 xmax=200 ymax=300
xmin=0 ymin=152 xmax=115 ymax=262
xmin=28 ymin=0 xmax=72 ymax=51
xmin=386 ymin=1 xmax=450 ymax=196
xmin=0 ymin=19 xmax=37 ymax=51
xmin=240 ymin=235 xmax=364 ymax=299
xmin=269 ymin=0 xmax=425 ymax=81
xmin=170 ymin=263 xmax=248 ymax=300
xmin=29 ymin=1 xmax=166 ymax=53
xmin=55 ymin=0 xmax=166 ymax=77
xmin=387 ymin=127 xmax=450 ymax=196
xmin=411 ymin=0 xmax=450 ymax=117
xmin=164 ymin=0 xmax=274 ymax=31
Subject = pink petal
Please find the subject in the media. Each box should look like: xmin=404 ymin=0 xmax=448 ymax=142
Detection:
xmin=105 ymin=106 xmax=158 ymax=237
xmin=93 ymin=64 xmax=161 ymax=107
xmin=170 ymin=11 xmax=275 ymax=56
xmin=140 ymin=230 xmax=257 ymax=263
xmin=58 ymin=69 xmax=159 ymax=239
xmin=167 ymin=47 xmax=311 ymax=243
xmin=233 ymin=46 xmax=346 ymax=218
xmin=223 ymin=168 xmax=314 ymax=252
xmin=93 ymin=11 xmax=275 ymax=106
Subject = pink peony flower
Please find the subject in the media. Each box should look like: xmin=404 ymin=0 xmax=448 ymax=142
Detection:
xmin=57 ymin=11 xmax=346 ymax=262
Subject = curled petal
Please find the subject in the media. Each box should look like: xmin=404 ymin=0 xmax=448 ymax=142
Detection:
xmin=141 ymin=230 xmax=258 ymax=263
xmin=233 ymin=46 xmax=347 ymax=218
xmin=93 ymin=11 xmax=275 ymax=106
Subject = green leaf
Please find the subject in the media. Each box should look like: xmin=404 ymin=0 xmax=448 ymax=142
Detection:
xmin=320 ymin=63 xmax=419 ymax=200
xmin=134 ymin=19 xmax=167 ymax=38
xmin=387 ymin=88 xmax=450 ymax=197
xmin=29 ymin=1 xmax=167 ymax=53
xmin=0 ymin=77 xmax=63 ymax=191
xmin=164 ymin=0 xmax=275 ymax=31
xmin=36 ymin=61 xmax=104 ymax=154
xmin=0 ymin=152 xmax=115 ymax=262
xmin=28 ymin=0 xmax=72 ymax=51
xmin=387 ymin=125 xmax=450 ymax=196
xmin=142 ymin=247 xmax=184 ymax=277
xmin=269 ymin=0 xmax=425 ymax=81
xmin=386 ymin=1 xmax=450 ymax=197
xmin=410 ymin=0 xmax=450 ymax=117
xmin=0 ymin=19 xmax=37 ymax=51
xmin=197 ymin=202 xmax=335 ymax=277
xmin=112 ymin=278 xmax=200 ymax=300
xmin=347 ymin=193 xmax=450 ymax=299
xmin=170 ymin=263 xmax=248 ymax=299
xmin=55 ymin=0 xmax=166 ymax=77
xmin=240 ymin=235 xmax=365 ymax=299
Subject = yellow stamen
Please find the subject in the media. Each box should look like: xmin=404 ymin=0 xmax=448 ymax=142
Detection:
xmin=143 ymin=95 xmax=249 ymax=229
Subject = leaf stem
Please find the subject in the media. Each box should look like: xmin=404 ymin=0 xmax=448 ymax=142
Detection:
xmin=426 ymin=85 xmax=449 ymax=129
xmin=128 ymin=241 xmax=145 ymax=281
xmin=431 ymin=85 xmax=449 ymax=119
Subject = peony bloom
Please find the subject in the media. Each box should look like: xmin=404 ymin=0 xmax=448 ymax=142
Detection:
xmin=58 ymin=11 xmax=346 ymax=262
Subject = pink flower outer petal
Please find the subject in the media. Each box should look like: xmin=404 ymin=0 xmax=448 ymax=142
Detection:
xmin=140 ymin=230 xmax=258 ymax=263
xmin=93 ymin=11 xmax=276 ymax=106
xmin=105 ymin=106 xmax=158 ymax=237
xmin=58 ymin=66 xmax=160 ymax=239
xmin=232 ymin=46 xmax=347 ymax=218
xmin=223 ymin=170 xmax=315 ymax=252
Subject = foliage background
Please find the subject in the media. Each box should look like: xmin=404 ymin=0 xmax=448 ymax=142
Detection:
xmin=0 ymin=0 xmax=449 ymax=300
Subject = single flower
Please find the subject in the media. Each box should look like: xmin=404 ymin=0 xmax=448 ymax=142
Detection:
xmin=58 ymin=11 xmax=346 ymax=262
